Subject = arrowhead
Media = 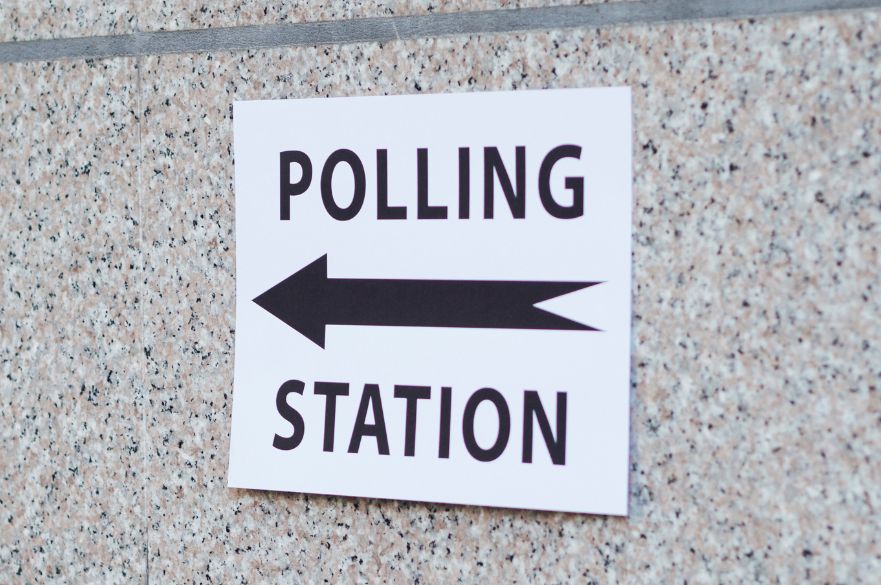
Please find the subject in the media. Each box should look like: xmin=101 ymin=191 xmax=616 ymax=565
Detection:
xmin=253 ymin=255 xmax=328 ymax=348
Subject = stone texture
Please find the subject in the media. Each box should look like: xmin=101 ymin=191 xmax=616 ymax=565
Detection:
xmin=0 ymin=59 xmax=145 ymax=582
xmin=0 ymin=0 xmax=623 ymax=43
xmin=137 ymin=10 xmax=881 ymax=584
xmin=136 ymin=0 xmax=619 ymax=34
xmin=0 ymin=1 xmax=134 ymax=42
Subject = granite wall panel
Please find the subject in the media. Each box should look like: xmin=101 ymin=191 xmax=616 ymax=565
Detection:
xmin=0 ymin=1 xmax=134 ymax=42
xmin=135 ymin=10 xmax=881 ymax=584
xmin=0 ymin=59 xmax=145 ymax=583
xmin=136 ymin=0 xmax=618 ymax=35
xmin=0 ymin=0 xmax=617 ymax=42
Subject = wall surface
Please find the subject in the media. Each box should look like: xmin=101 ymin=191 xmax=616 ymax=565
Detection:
xmin=1 ymin=1 xmax=880 ymax=583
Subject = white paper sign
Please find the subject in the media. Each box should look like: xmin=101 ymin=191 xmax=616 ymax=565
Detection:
xmin=230 ymin=88 xmax=632 ymax=515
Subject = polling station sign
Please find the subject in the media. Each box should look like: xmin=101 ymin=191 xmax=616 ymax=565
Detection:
xmin=229 ymin=88 xmax=632 ymax=515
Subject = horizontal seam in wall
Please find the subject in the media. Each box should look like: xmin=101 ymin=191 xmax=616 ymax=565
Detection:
xmin=1 ymin=0 xmax=880 ymax=64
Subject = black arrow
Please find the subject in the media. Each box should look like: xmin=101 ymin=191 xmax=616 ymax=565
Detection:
xmin=253 ymin=255 xmax=601 ymax=348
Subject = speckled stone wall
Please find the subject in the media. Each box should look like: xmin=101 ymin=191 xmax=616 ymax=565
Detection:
xmin=0 ymin=58 xmax=145 ymax=582
xmin=1 ymin=6 xmax=880 ymax=585
xmin=0 ymin=0 xmax=622 ymax=41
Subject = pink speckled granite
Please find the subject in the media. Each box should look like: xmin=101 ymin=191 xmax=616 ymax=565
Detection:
xmin=0 ymin=1 xmax=134 ymax=42
xmin=136 ymin=11 xmax=881 ymax=584
xmin=0 ymin=0 xmax=625 ymax=42
xmin=136 ymin=0 xmax=623 ymax=33
xmin=0 ymin=59 xmax=145 ymax=583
